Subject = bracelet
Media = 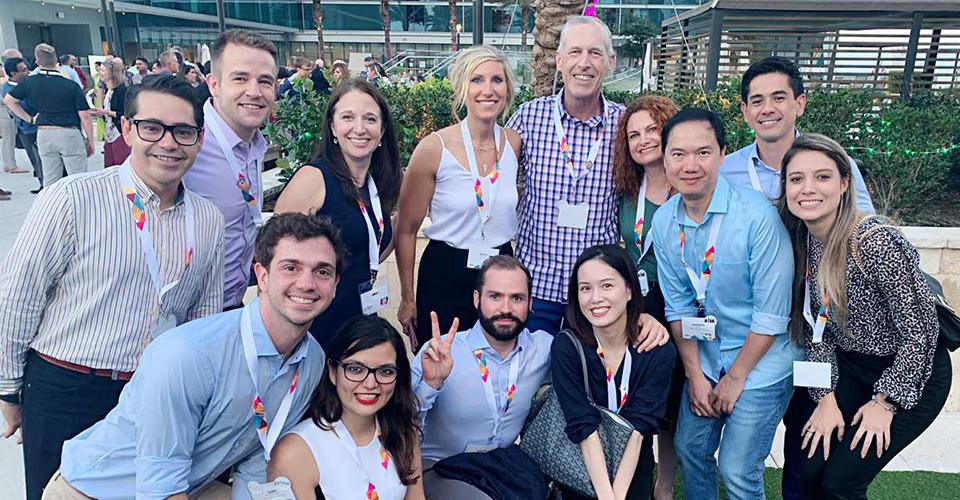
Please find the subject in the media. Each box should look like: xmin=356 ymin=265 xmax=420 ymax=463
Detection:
xmin=870 ymin=395 xmax=897 ymax=414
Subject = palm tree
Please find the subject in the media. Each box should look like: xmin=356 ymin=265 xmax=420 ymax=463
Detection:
xmin=499 ymin=0 xmax=534 ymax=51
xmin=449 ymin=0 xmax=459 ymax=52
xmin=381 ymin=0 xmax=394 ymax=60
xmin=312 ymin=0 xmax=326 ymax=62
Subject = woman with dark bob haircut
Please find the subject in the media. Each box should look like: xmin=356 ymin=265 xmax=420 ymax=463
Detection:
xmin=550 ymin=244 xmax=677 ymax=500
xmin=268 ymin=315 xmax=424 ymax=499
xmin=274 ymin=78 xmax=403 ymax=350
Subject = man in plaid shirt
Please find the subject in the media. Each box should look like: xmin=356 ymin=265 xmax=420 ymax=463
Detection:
xmin=507 ymin=16 xmax=625 ymax=334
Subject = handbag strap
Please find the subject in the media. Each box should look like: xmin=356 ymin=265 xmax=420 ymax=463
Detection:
xmin=561 ymin=329 xmax=596 ymax=407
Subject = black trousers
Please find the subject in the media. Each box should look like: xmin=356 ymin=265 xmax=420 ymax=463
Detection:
xmin=780 ymin=388 xmax=817 ymax=500
xmin=559 ymin=436 xmax=655 ymax=500
xmin=21 ymin=351 xmax=128 ymax=500
xmin=800 ymin=346 xmax=951 ymax=500
xmin=20 ymin=132 xmax=42 ymax=185
xmin=414 ymin=239 xmax=513 ymax=348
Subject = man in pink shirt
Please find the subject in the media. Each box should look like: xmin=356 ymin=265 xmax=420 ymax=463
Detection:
xmin=183 ymin=29 xmax=278 ymax=310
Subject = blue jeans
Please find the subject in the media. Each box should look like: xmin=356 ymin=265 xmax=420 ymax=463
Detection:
xmin=526 ymin=297 xmax=566 ymax=335
xmin=675 ymin=375 xmax=793 ymax=500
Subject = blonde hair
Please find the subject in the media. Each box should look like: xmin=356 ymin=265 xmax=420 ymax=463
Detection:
xmin=105 ymin=57 xmax=127 ymax=88
xmin=779 ymin=133 xmax=860 ymax=343
xmin=448 ymin=45 xmax=516 ymax=121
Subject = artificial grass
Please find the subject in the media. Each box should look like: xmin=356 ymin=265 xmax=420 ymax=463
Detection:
xmin=667 ymin=468 xmax=960 ymax=499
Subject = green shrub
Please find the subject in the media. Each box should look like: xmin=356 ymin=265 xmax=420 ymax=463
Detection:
xmin=266 ymin=78 xmax=959 ymax=221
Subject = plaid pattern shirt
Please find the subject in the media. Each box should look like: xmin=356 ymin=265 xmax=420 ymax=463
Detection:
xmin=507 ymin=92 xmax=625 ymax=302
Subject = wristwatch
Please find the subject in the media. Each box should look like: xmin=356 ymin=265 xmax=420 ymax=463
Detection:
xmin=0 ymin=392 xmax=21 ymax=405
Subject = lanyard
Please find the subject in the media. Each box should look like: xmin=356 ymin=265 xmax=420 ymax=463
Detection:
xmin=595 ymin=336 xmax=631 ymax=413
xmin=473 ymin=347 xmax=521 ymax=439
xmin=632 ymin=176 xmax=655 ymax=264
xmin=239 ymin=307 xmax=301 ymax=462
xmin=460 ymin=120 xmax=502 ymax=240
xmin=357 ymin=175 xmax=385 ymax=281
xmin=119 ymin=161 xmax=196 ymax=300
xmin=332 ymin=419 xmax=393 ymax=500
xmin=552 ymin=93 xmax=605 ymax=187
xmin=206 ymin=113 xmax=263 ymax=224
xmin=746 ymin=157 xmax=764 ymax=194
xmin=678 ymin=207 xmax=724 ymax=305
xmin=802 ymin=239 xmax=829 ymax=343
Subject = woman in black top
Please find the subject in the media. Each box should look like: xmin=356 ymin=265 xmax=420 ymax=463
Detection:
xmin=779 ymin=134 xmax=950 ymax=499
xmin=92 ymin=57 xmax=129 ymax=167
xmin=274 ymin=79 xmax=402 ymax=350
xmin=551 ymin=245 xmax=676 ymax=500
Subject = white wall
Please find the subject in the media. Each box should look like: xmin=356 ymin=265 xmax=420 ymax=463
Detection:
xmin=0 ymin=0 xmax=104 ymax=58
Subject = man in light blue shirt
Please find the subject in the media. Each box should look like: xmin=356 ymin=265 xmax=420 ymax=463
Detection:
xmin=50 ymin=214 xmax=347 ymax=499
xmin=651 ymin=108 xmax=794 ymax=500
xmin=720 ymin=56 xmax=874 ymax=214
xmin=412 ymin=256 xmax=553 ymax=499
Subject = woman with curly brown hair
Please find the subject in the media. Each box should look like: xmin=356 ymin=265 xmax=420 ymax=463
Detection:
xmin=612 ymin=95 xmax=684 ymax=500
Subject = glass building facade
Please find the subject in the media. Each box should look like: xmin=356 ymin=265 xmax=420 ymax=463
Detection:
xmin=109 ymin=1 xmax=704 ymax=65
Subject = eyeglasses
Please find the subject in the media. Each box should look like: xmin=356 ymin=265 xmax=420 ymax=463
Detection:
xmin=338 ymin=361 xmax=399 ymax=384
xmin=131 ymin=119 xmax=202 ymax=146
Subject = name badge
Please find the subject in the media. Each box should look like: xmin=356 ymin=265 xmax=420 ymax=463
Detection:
xmin=467 ymin=246 xmax=498 ymax=270
xmin=637 ymin=270 xmax=650 ymax=296
xmin=359 ymin=282 xmax=390 ymax=315
xmin=557 ymin=201 xmax=588 ymax=229
xmin=681 ymin=315 xmax=717 ymax=341
xmin=247 ymin=478 xmax=296 ymax=500
xmin=149 ymin=314 xmax=177 ymax=340
xmin=793 ymin=361 xmax=831 ymax=388
xmin=464 ymin=440 xmax=498 ymax=454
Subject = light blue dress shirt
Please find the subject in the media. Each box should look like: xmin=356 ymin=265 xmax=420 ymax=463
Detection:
xmin=411 ymin=322 xmax=553 ymax=462
xmin=59 ymin=298 xmax=324 ymax=500
xmin=720 ymin=140 xmax=876 ymax=214
xmin=651 ymin=176 xmax=795 ymax=390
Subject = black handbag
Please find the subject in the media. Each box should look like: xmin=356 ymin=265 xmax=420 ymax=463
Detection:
xmin=519 ymin=330 xmax=634 ymax=497
xmin=923 ymin=273 xmax=960 ymax=351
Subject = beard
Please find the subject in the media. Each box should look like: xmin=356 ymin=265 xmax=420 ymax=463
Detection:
xmin=477 ymin=309 xmax=527 ymax=342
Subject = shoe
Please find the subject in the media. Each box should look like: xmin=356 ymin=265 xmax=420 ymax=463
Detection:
xmin=30 ymin=187 xmax=42 ymax=194
xmin=4 ymin=167 xmax=30 ymax=174
xmin=0 ymin=193 xmax=9 ymax=200
xmin=0 ymin=188 xmax=10 ymax=195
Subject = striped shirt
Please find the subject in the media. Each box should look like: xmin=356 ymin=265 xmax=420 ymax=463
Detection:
xmin=506 ymin=92 xmax=625 ymax=302
xmin=0 ymin=166 xmax=225 ymax=393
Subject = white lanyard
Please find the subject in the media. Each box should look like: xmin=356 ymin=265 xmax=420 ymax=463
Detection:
xmin=239 ymin=307 xmax=300 ymax=461
xmin=678 ymin=205 xmax=724 ymax=304
xmin=746 ymin=157 xmax=764 ymax=194
xmin=119 ymin=161 xmax=196 ymax=300
xmin=552 ymin=93 xmax=605 ymax=187
xmin=594 ymin=336 xmax=632 ymax=413
xmin=206 ymin=113 xmax=263 ymax=224
xmin=473 ymin=346 xmax=521 ymax=440
xmin=332 ymin=419 xmax=394 ymax=500
xmin=358 ymin=175 xmax=385 ymax=280
xmin=460 ymin=119 xmax=502 ymax=239
xmin=802 ymin=239 xmax=829 ymax=343
xmin=633 ymin=176 xmax=655 ymax=264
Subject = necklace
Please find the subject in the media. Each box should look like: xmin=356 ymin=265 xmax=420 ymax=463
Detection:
xmin=474 ymin=143 xmax=496 ymax=152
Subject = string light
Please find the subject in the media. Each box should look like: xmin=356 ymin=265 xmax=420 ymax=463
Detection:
xmin=846 ymin=144 xmax=959 ymax=157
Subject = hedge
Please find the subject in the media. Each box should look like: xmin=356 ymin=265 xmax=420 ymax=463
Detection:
xmin=264 ymin=78 xmax=960 ymax=222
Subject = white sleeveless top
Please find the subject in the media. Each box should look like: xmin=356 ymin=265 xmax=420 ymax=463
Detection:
xmin=288 ymin=418 xmax=407 ymax=500
xmin=421 ymin=131 xmax=519 ymax=250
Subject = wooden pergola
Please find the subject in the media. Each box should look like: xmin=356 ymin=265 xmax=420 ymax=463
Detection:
xmin=656 ymin=0 xmax=960 ymax=98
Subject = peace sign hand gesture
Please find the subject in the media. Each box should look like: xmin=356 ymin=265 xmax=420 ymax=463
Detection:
xmin=421 ymin=312 xmax=459 ymax=390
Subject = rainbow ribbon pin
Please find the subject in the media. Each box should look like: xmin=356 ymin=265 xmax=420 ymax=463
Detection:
xmin=252 ymin=397 xmax=268 ymax=435
xmin=633 ymin=217 xmax=644 ymax=250
xmin=358 ymin=199 xmax=385 ymax=238
xmin=701 ymin=246 xmax=716 ymax=280
xmin=124 ymin=188 xmax=146 ymax=231
xmin=237 ymin=172 xmax=257 ymax=207
xmin=366 ymin=482 xmax=379 ymax=500
xmin=560 ymin=137 xmax=573 ymax=169
xmin=474 ymin=179 xmax=485 ymax=210
xmin=596 ymin=345 xmax=613 ymax=382
xmin=504 ymin=383 xmax=516 ymax=413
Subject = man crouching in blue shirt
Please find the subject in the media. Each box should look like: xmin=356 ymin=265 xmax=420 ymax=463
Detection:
xmin=650 ymin=108 xmax=794 ymax=500
xmin=48 ymin=213 xmax=347 ymax=499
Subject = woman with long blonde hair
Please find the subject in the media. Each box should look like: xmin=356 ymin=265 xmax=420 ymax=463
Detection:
xmin=395 ymin=45 xmax=522 ymax=349
xmin=779 ymin=133 xmax=950 ymax=499
xmin=91 ymin=57 xmax=131 ymax=167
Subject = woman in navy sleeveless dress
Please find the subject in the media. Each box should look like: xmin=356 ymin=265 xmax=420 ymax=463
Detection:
xmin=274 ymin=79 xmax=402 ymax=350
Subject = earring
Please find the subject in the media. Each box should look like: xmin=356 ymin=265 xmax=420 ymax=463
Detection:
xmin=333 ymin=137 xmax=338 ymax=144
xmin=378 ymin=142 xmax=382 ymax=148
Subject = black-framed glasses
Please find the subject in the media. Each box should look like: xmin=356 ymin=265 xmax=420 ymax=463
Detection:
xmin=131 ymin=119 xmax=202 ymax=146
xmin=338 ymin=361 xmax=399 ymax=384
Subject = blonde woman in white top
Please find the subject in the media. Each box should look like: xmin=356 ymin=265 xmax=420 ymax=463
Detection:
xmin=396 ymin=45 xmax=522 ymax=350
xmin=268 ymin=315 xmax=424 ymax=499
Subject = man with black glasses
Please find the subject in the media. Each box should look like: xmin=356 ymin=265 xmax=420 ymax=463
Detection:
xmin=0 ymin=74 xmax=225 ymax=500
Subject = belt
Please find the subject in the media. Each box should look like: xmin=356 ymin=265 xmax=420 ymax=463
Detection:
xmin=37 ymin=125 xmax=79 ymax=130
xmin=35 ymin=352 xmax=135 ymax=381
